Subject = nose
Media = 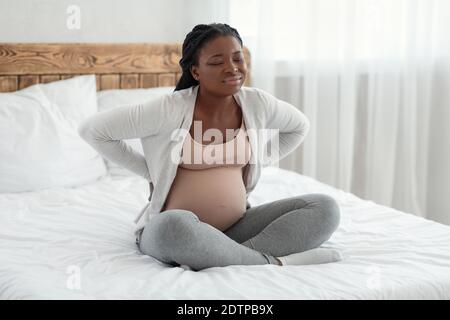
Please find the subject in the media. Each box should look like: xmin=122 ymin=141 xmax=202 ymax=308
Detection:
xmin=224 ymin=59 xmax=239 ymax=73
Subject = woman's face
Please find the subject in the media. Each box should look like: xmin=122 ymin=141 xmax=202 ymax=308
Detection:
xmin=191 ymin=35 xmax=248 ymax=96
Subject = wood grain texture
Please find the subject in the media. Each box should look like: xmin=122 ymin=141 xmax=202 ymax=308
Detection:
xmin=100 ymin=74 xmax=120 ymax=90
xmin=40 ymin=75 xmax=61 ymax=83
xmin=120 ymin=74 xmax=139 ymax=89
xmin=0 ymin=76 xmax=18 ymax=92
xmin=0 ymin=43 xmax=252 ymax=91
xmin=18 ymin=75 xmax=39 ymax=89
xmin=141 ymin=73 xmax=158 ymax=88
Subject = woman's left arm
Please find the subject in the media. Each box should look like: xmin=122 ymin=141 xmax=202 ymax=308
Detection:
xmin=256 ymin=88 xmax=310 ymax=164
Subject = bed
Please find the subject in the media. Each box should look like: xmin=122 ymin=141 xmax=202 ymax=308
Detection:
xmin=1 ymin=43 xmax=450 ymax=300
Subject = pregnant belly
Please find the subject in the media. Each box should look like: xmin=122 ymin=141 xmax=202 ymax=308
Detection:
xmin=162 ymin=166 xmax=247 ymax=231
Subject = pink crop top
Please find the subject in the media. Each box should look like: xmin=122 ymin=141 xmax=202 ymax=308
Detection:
xmin=162 ymin=119 xmax=252 ymax=231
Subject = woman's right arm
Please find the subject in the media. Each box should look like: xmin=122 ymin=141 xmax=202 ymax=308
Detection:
xmin=77 ymin=97 xmax=164 ymax=181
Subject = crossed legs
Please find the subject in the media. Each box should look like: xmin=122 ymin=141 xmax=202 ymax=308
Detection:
xmin=138 ymin=193 xmax=340 ymax=271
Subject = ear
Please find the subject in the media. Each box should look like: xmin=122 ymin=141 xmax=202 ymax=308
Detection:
xmin=190 ymin=65 xmax=199 ymax=80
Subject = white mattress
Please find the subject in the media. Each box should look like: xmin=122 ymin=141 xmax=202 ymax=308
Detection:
xmin=1 ymin=166 xmax=450 ymax=300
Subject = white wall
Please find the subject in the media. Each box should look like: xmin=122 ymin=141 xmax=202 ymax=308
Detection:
xmin=0 ymin=0 xmax=227 ymax=43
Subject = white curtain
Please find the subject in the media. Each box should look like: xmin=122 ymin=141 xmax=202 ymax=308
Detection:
xmin=191 ymin=0 xmax=450 ymax=225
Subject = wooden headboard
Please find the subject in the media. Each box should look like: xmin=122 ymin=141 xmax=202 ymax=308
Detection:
xmin=0 ymin=43 xmax=252 ymax=92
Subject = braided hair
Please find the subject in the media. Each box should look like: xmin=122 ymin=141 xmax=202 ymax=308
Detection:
xmin=174 ymin=23 xmax=243 ymax=92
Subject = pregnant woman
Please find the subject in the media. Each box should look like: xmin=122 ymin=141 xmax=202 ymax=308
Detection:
xmin=78 ymin=23 xmax=343 ymax=271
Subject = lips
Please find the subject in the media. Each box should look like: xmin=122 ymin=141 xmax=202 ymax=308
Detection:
xmin=223 ymin=75 xmax=243 ymax=86
xmin=223 ymin=75 xmax=243 ymax=83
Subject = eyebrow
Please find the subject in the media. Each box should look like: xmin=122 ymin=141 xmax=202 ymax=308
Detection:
xmin=208 ymin=50 xmax=242 ymax=59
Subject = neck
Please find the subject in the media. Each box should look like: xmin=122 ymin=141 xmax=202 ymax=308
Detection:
xmin=196 ymin=86 xmax=237 ymax=118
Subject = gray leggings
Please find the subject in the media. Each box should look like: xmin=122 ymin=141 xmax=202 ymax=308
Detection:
xmin=137 ymin=193 xmax=340 ymax=271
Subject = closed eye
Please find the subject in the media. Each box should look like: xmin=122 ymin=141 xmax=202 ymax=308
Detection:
xmin=210 ymin=59 xmax=243 ymax=65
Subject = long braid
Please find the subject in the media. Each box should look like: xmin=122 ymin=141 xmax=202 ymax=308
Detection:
xmin=174 ymin=23 xmax=243 ymax=92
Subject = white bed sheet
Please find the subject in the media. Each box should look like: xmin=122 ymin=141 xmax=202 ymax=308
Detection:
xmin=1 ymin=166 xmax=450 ymax=300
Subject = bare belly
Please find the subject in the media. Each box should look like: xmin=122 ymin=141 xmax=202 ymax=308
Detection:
xmin=162 ymin=166 xmax=247 ymax=231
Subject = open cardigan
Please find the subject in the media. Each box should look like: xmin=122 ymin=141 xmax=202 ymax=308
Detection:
xmin=78 ymin=85 xmax=310 ymax=238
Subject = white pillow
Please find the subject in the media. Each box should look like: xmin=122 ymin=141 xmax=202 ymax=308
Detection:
xmin=0 ymin=75 xmax=107 ymax=193
xmin=96 ymin=86 xmax=175 ymax=177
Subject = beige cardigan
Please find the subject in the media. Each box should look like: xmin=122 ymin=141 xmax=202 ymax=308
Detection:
xmin=78 ymin=85 xmax=310 ymax=239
